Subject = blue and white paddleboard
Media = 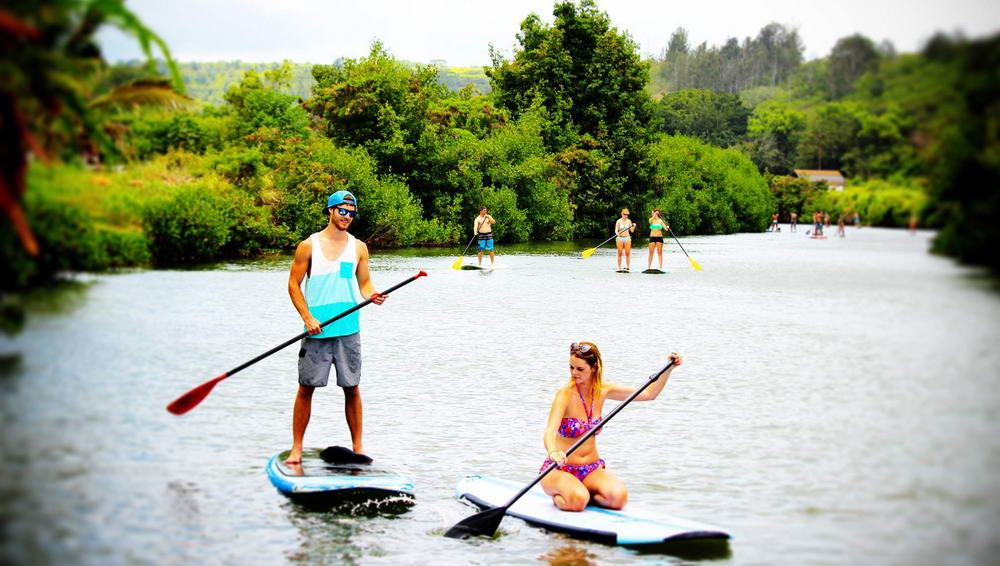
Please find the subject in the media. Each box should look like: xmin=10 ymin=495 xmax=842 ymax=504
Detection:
xmin=267 ymin=448 xmax=414 ymax=512
xmin=455 ymin=475 xmax=730 ymax=546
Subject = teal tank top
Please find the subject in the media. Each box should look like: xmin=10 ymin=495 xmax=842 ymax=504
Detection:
xmin=304 ymin=233 xmax=360 ymax=338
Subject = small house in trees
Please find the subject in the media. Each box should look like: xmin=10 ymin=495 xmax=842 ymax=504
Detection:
xmin=794 ymin=170 xmax=845 ymax=190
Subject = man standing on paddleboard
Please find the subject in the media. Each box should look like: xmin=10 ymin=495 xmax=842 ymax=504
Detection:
xmin=285 ymin=190 xmax=385 ymax=465
xmin=475 ymin=207 xmax=497 ymax=266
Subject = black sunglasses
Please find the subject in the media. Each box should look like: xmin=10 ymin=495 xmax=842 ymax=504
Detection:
xmin=333 ymin=207 xmax=357 ymax=218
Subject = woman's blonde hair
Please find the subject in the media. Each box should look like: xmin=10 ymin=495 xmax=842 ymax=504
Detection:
xmin=568 ymin=341 xmax=603 ymax=394
xmin=621 ymin=208 xmax=629 ymax=215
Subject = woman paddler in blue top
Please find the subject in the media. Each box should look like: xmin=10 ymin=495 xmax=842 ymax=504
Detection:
xmin=647 ymin=208 xmax=669 ymax=271
xmin=541 ymin=342 xmax=683 ymax=511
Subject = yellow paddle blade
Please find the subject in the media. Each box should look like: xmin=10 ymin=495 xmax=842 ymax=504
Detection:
xmin=688 ymin=256 xmax=702 ymax=271
xmin=451 ymin=257 xmax=464 ymax=270
xmin=581 ymin=248 xmax=597 ymax=258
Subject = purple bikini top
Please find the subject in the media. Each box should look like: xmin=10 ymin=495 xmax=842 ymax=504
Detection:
xmin=558 ymin=382 xmax=602 ymax=438
xmin=559 ymin=416 xmax=603 ymax=438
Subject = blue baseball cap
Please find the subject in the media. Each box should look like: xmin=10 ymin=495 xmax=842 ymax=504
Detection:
xmin=327 ymin=190 xmax=358 ymax=209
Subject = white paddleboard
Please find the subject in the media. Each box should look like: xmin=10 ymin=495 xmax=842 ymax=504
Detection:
xmin=455 ymin=475 xmax=730 ymax=546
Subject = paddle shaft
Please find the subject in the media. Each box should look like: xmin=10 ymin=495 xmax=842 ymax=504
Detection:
xmin=224 ymin=272 xmax=425 ymax=377
xmin=497 ymin=359 xmax=676 ymax=510
xmin=459 ymin=234 xmax=477 ymax=257
xmin=586 ymin=223 xmax=635 ymax=254
xmin=167 ymin=271 xmax=427 ymax=414
xmin=667 ymin=227 xmax=692 ymax=259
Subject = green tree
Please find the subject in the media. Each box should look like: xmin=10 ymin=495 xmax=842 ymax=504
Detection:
xmin=305 ymin=42 xmax=444 ymax=180
xmin=487 ymin=0 xmax=659 ymax=235
xmin=650 ymin=22 xmax=803 ymax=95
xmin=655 ymin=89 xmax=749 ymax=147
xmin=796 ymin=102 xmax=860 ymax=171
xmin=646 ymin=135 xmax=773 ymax=234
xmin=827 ymin=34 xmax=881 ymax=98
xmin=768 ymin=175 xmax=817 ymax=220
xmin=744 ymin=101 xmax=806 ymax=174
xmin=223 ymin=62 xmax=310 ymax=142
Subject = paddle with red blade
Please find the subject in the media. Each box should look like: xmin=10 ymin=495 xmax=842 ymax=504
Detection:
xmin=166 ymin=270 xmax=427 ymax=415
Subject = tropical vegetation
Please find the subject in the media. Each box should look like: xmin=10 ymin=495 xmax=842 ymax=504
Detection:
xmin=2 ymin=0 xmax=999 ymax=291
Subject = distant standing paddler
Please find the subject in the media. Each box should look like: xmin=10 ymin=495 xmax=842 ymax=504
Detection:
xmin=813 ymin=212 xmax=824 ymax=236
xmin=475 ymin=207 xmax=497 ymax=266
xmin=285 ymin=190 xmax=386 ymax=465
xmin=614 ymin=209 xmax=636 ymax=271
xmin=647 ymin=209 xmax=669 ymax=270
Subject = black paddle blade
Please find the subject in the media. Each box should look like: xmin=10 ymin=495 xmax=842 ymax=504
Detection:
xmin=444 ymin=506 xmax=507 ymax=539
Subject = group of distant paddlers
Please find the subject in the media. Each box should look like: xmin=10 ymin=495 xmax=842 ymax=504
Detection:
xmin=464 ymin=207 xmax=676 ymax=271
xmin=609 ymin=208 xmax=672 ymax=271
xmin=769 ymin=210 xmax=862 ymax=238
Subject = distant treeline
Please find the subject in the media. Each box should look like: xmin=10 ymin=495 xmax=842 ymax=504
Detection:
xmin=102 ymin=59 xmax=493 ymax=105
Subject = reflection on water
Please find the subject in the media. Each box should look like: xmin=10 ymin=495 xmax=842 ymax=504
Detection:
xmin=540 ymin=543 xmax=599 ymax=565
xmin=1 ymin=227 xmax=998 ymax=565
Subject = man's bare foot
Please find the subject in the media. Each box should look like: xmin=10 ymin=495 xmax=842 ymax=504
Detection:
xmin=285 ymin=450 xmax=302 ymax=464
xmin=352 ymin=446 xmax=365 ymax=455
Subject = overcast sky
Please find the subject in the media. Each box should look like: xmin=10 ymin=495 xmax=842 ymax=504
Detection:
xmin=98 ymin=0 xmax=1000 ymax=66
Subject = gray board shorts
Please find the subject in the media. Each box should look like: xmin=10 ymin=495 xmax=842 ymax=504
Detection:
xmin=298 ymin=332 xmax=361 ymax=388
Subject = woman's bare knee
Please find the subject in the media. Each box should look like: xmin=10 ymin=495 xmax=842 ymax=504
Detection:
xmin=555 ymin=485 xmax=590 ymax=511
xmin=602 ymin=485 xmax=628 ymax=509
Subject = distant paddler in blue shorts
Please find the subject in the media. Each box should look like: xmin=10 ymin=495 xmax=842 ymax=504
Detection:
xmin=614 ymin=209 xmax=636 ymax=271
xmin=285 ymin=190 xmax=386 ymax=465
xmin=474 ymin=207 xmax=496 ymax=266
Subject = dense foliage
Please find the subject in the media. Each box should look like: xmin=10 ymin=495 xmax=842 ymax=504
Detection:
xmin=655 ymin=89 xmax=749 ymax=148
xmin=3 ymin=0 xmax=998 ymax=290
xmin=646 ymin=136 xmax=773 ymax=234
xmin=920 ymin=36 xmax=1000 ymax=272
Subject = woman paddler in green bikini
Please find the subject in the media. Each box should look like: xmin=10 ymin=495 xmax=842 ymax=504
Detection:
xmin=647 ymin=208 xmax=669 ymax=271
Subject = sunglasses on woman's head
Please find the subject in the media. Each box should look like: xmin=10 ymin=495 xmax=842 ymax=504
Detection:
xmin=334 ymin=207 xmax=357 ymax=217
xmin=570 ymin=342 xmax=592 ymax=354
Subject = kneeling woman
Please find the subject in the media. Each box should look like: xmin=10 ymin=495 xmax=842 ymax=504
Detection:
xmin=541 ymin=342 xmax=682 ymax=511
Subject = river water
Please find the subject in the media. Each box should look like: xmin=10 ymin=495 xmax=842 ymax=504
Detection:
xmin=1 ymin=227 xmax=998 ymax=565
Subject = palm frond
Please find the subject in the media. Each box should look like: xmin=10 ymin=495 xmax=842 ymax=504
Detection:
xmin=90 ymin=80 xmax=195 ymax=111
